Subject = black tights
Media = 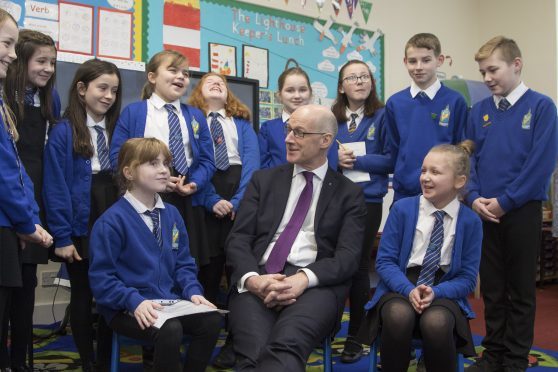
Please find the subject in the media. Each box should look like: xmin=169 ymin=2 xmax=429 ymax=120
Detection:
xmin=66 ymin=260 xmax=113 ymax=369
xmin=380 ymin=297 xmax=456 ymax=372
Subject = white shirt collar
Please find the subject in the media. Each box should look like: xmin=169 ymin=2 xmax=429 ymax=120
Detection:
xmin=86 ymin=114 xmax=106 ymax=129
xmin=207 ymin=108 xmax=227 ymax=119
xmin=293 ymin=160 xmax=328 ymax=181
xmin=410 ymin=79 xmax=442 ymax=99
xmin=124 ymin=190 xmax=165 ymax=213
xmin=420 ymin=195 xmax=460 ymax=220
xmin=493 ymin=81 xmax=528 ymax=107
xmin=282 ymin=111 xmax=290 ymax=123
xmin=149 ymin=92 xmax=181 ymax=112
xmin=345 ymin=105 xmax=365 ymax=119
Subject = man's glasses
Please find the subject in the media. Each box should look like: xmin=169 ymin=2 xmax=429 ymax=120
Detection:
xmin=284 ymin=125 xmax=326 ymax=138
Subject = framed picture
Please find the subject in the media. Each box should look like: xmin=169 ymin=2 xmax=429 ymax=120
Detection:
xmin=243 ymin=45 xmax=269 ymax=88
xmin=208 ymin=43 xmax=237 ymax=76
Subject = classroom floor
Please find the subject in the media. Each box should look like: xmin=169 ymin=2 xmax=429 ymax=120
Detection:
xmin=27 ymin=283 xmax=558 ymax=371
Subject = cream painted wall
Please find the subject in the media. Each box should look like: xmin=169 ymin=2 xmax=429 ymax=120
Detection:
xmin=477 ymin=0 xmax=557 ymax=101
xmin=239 ymin=0 xmax=557 ymax=100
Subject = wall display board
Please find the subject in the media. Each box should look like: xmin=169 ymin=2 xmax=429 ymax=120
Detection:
xmin=199 ymin=0 xmax=384 ymax=124
xmin=5 ymin=0 xmax=143 ymax=61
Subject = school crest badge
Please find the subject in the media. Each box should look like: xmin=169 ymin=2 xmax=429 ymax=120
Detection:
xmin=172 ymin=223 xmax=179 ymax=250
xmin=439 ymin=105 xmax=450 ymax=127
xmin=367 ymin=123 xmax=376 ymax=140
xmin=482 ymin=114 xmax=492 ymax=128
xmin=191 ymin=118 xmax=200 ymax=139
xmin=522 ymin=109 xmax=532 ymax=130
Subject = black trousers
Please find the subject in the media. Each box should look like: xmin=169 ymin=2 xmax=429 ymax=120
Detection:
xmin=347 ymin=202 xmax=382 ymax=338
xmin=480 ymin=201 xmax=541 ymax=370
xmin=229 ymin=284 xmax=338 ymax=372
xmin=109 ymin=311 xmax=221 ymax=372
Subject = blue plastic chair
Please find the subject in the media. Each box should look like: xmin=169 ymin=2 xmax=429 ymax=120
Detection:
xmin=110 ymin=332 xmax=190 ymax=372
xmin=368 ymin=337 xmax=464 ymax=372
xmin=323 ymin=337 xmax=333 ymax=372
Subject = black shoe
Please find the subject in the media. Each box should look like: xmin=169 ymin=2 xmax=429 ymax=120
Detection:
xmin=212 ymin=338 xmax=236 ymax=369
xmin=340 ymin=337 xmax=363 ymax=364
xmin=466 ymin=358 xmax=504 ymax=372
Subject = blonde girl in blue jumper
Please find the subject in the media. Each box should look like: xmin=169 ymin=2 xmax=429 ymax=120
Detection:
xmin=358 ymin=141 xmax=481 ymax=372
xmin=89 ymin=138 xmax=221 ymax=372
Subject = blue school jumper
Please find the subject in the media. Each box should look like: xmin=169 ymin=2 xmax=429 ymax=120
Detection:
xmin=258 ymin=117 xmax=287 ymax=169
xmin=88 ymin=197 xmax=203 ymax=323
xmin=43 ymin=120 xmax=99 ymax=248
xmin=335 ymin=109 xmax=393 ymax=203
xmin=365 ymin=196 xmax=482 ymax=318
xmin=386 ymin=84 xmax=468 ymax=201
xmin=465 ymin=90 xmax=558 ymax=211
xmin=202 ymin=117 xmax=260 ymax=211
xmin=0 ymin=115 xmax=39 ymax=233
xmin=110 ymin=101 xmax=216 ymax=204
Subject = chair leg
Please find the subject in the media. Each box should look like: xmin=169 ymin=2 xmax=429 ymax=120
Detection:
xmin=110 ymin=332 xmax=120 ymax=372
xmin=369 ymin=339 xmax=378 ymax=372
xmin=457 ymin=353 xmax=464 ymax=372
xmin=323 ymin=337 xmax=333 ymax=372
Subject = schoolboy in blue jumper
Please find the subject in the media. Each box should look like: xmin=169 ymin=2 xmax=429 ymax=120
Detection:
xmin=465 ymin=36 xmax=558 ymax=372
xmin=357 ymin=141 xmax=481 ymax=372
xmin=386 ymin=33 xmax=468 ymax=201
xmin=0 ymin=10 xmax=53 ymax=369
xmin=259 ymin=59 xmax=312 ymax=169
xmin=333 ymin=60 xmax=392 ymax=364
xmin=2 ymin=29 xmax=60 ymax=371
xmin=89 ymin=138 xmax=221 ymax=372
xmin=110 ymin=50 xmax=215 ymax=264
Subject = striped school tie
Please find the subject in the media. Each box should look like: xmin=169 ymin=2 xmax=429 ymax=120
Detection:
xmin=348 ymin=113 xmax=358 ymax=133
xmin=24 ymin=88 xmax=36 ymax=106
xmin=164 ymin=104 xmax=189 ymax=176
xmin=498 ymin=98 xmax=511 ymax=111
xmin=144 ymin=209 xmax=162 ymax=247
xmin=93 ymin=126 xmax=111 ymax=171
xmin=417 ymin=210 xmax=446 ymax=286
xmin=417 ymin=91 xmax=429 ymax=100
xmin=209 ymin=112 xmax=230 ymax=171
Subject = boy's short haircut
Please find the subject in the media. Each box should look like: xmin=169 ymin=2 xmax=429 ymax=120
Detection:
xmin=405 ymin=33 xmax=442 ymax=57
xmin=475 ymin=36 xmax=522 ymax=63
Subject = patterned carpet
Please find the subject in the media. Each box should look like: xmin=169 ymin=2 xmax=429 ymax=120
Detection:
xmin=27 ymin=311 xmax=558 ymax=371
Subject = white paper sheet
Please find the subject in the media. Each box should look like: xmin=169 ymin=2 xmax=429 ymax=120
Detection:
xmin=152 ymin=300 xmax=228 ymax=329
xmin=340 ymin=141 xmax=371 ymax=183
xmin=98 ymin=8 xmax=132 ymax=59
xmin=58 ymin=2 xmax=93 ymax=55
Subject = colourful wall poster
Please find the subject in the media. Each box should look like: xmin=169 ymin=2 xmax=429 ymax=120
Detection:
xmin=209 ymin=43 xmax=237 ymax=76
xmin=6 ymin=0 xmax=143 ymax=61
xmin=199 ymin=0 xmax=384 ymax=101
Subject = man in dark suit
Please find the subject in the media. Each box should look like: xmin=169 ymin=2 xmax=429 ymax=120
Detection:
xmin=226 ymin=104 xmax=367 ymax=371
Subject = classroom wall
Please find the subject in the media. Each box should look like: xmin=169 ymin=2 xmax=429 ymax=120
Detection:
xmin=477 ymin=0 xmax=557 ymax=102
xmin=239 ymin=0 xmax=558 ymax=100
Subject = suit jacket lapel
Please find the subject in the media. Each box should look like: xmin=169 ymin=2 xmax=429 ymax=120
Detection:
xmin=314 ymin=168 xmax=338 ymax=232
xmin=268 ymin=164 xmax=294 ymax=241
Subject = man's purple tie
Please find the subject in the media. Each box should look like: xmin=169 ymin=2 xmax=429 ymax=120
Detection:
xmin=265 ymin=171 xmax=314 ymax=274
